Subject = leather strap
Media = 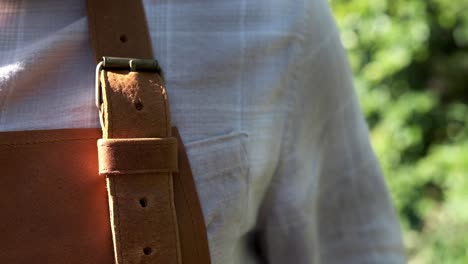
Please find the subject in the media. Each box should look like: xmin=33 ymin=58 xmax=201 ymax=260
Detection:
xmin=87 ymin=0 xmax=153 ymax=62
xmin=99 ymin=70 xmax=181 ymax=264
xmin=88 ymin=1 xmax=211 ymax=263
xmin=172 ymin=128 xmax=212 ymax=263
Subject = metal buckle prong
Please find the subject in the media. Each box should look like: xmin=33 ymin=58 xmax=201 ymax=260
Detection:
xmin=95 ymin=56 xmax=162 ymax=109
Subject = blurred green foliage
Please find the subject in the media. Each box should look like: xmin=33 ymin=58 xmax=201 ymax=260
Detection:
xmin=330 ymin=0 xmax=468 ymax=262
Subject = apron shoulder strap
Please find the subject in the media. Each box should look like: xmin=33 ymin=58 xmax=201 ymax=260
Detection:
xmin=87 ymin=1 xmax=211 ymax=263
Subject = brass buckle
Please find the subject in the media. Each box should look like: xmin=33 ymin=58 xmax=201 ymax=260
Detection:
xmin=95 ymin=57 xmax=162 ymax=108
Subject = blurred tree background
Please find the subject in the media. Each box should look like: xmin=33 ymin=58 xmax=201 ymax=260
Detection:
xmin=330 ymin=0 xmax=468 ymax=263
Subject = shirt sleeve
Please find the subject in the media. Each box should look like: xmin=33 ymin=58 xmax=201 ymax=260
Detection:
xmin=256 ymin=16 xmax=406 ymax=264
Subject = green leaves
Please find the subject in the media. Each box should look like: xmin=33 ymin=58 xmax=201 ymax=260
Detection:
xmin=331 ymin=0 xmax=468 ymax=262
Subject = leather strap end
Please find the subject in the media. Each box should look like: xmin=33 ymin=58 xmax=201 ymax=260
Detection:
xmin=97 ymin=138 xmax=178 ymax=175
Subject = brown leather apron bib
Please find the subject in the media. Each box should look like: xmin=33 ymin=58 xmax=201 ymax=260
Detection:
xmin=0 ymin=1 xmax=210 ymax=263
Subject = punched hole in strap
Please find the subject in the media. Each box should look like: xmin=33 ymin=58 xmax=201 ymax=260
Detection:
xmin=119 ymin=34 xmax=127 ymax=43
xmin=134 ymin=99 xmax=144 ymax=111
xmin=143 ymin=247 xmax=152 ymax=255
xmin=139 ymin=198 xmax=147 ymax=208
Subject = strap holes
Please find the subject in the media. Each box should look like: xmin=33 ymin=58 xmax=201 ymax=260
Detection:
xmin=143 ymin=247 xmax=152 ymax=255
xmin=119 ymin=34 xmax=128 ymax=43
xmin=135 ymin=100 xmax=144 ymax=111
xmin=139 ymin=198 xmax=147 ymax=208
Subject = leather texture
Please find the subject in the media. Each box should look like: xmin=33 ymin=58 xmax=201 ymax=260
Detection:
xmin=0 ymin=127 xmax=210 ymax=264
xmin=89 ymin=0 xmax=211 ymax=263
xmin=99 ymin=71 xmax=169 ymax=139
xmin=98 ymin=138 xmax=178 ymax=175
xmin=87 ymin=0 xmax=153 ymax=62
xmin=0 ymin=129 xmax=114 ymax=263
xmin=99 ymin=69 xmax=182 ymax=264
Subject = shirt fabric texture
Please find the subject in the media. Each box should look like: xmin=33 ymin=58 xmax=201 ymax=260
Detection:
xmin=0 ymin=0 xmax=405 ymax=263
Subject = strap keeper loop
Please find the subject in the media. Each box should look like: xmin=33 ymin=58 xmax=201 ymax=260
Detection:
xmin=97 ymin=137 xmax=178 ymax=175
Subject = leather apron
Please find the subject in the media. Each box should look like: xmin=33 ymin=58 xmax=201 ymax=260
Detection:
xmin=0 ymin=1 xmax=211 ymax=263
